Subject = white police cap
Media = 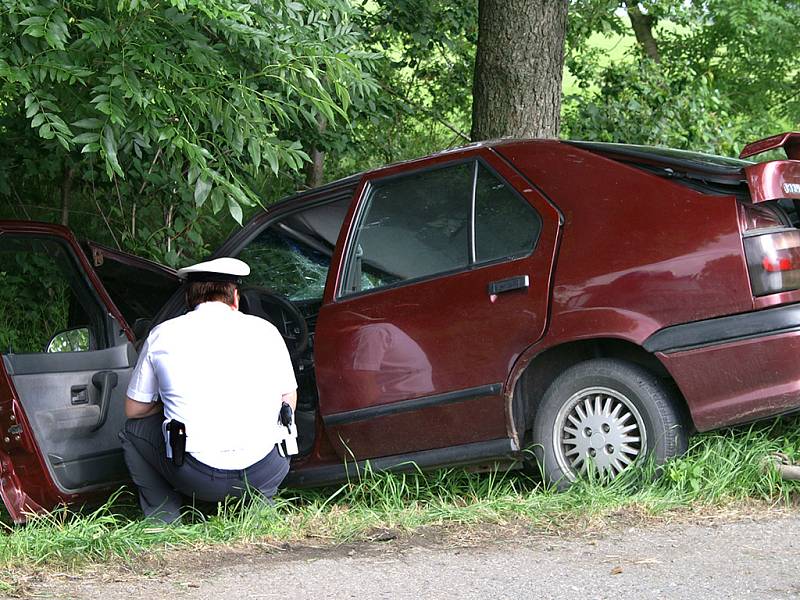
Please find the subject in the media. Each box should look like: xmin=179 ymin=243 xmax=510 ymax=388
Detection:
xmin=176 ymin=257 xmax=250 ymax=283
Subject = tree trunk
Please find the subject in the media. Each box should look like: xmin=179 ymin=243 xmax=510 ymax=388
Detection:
xmin=60 ymin=162 xmax=74 ymax=227
xmin=626 ymin=3 xmax=660 ymax=62
xmin=305 ymin=147 xmax=325 ymax=189
xmin=471 ymin=0 xmax=568 ymax=141
xmin=304 ymin=117 xmax=327 ymax=189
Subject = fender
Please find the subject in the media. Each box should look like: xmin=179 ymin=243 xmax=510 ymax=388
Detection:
xmin=502 ymin=307 xmax=665 ymax=447
xmin=505 ymin=307 xmax=663 ymax=393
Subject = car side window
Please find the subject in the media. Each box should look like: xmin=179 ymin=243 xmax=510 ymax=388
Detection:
xmin=0 ymin=236 xmax=106 ymax=354
xmin=343 ymin=163 xmax=473 ymax=294
xmin=342 ymin=160 xmax=541 ymax=296
xmin=474 ymin=163 xmax=542 ymax=263
xmin=237 ymin=194 xmax=352 ymax=302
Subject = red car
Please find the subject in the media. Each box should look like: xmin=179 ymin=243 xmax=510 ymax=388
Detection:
xmin=2 ymin=132 xmax=800 ymax=522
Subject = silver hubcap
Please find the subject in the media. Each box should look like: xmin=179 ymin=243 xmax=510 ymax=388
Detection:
xmin=553 ymin=386 xmax=647 ymax=481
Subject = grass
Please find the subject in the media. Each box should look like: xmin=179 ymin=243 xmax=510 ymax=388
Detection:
xmin=2 ymin=417 xmax=800 ymax=586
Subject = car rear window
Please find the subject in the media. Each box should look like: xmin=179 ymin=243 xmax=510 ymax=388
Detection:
xmin=567 ymin=141 xmax=752 ymax=196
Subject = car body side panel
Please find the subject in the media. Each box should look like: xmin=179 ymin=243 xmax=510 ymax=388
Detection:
xmin=326 ymin=395 xmax=509 ymax=459
xmin=495 ymin=141 xmax=763 ymax=432
xmin=496 ymin=141 xmax=754 ymax=331
xmin=0 ymin=358 xmax=60 ymax=523
xmin=657 ymin=330 xmax=800 ymax=431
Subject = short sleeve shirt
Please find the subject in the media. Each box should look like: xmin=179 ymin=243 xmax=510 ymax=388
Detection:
xmin=127 ymin=301 xmax=297 ymax=469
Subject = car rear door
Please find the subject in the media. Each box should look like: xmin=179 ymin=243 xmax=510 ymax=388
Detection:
xmin=314 ymin=147 xmax=561 ymax=461
xmin=0 ymin=222 xmax=136 ymax=523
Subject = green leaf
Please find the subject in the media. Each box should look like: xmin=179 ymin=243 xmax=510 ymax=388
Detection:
xmin=210 ymin=189 xmax=225 ymax=214
xmin=264 ymin=147 xmax=279 ymax=175
xmin=194 ymin=177 xmax=212 ymax=207
xmin=38 ymin=123 xmax=54 ymax=139
xmin=227 ymin=196 xmax=243 ymax=225
xmin=30 ymin=113 xmax=45 ymax=128
xmin=102 ymin=126 xmax=124 ymax=178
xmin=73 ymin=132 xmax=100 ymax=144
xmin=72 ymin=118 xmax=104 ymax=129
xmin=248 ymin=137 xmax=261 ymax=169
xmin=81 ymin=142 xmax=101 ymax=154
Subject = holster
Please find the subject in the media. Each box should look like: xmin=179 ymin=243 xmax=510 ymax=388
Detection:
xmin=166 ymin=419 xmax=186 ymax=466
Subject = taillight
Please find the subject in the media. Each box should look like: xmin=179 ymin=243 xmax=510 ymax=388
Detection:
xmin=744 ymin=230 xmax=800 ymax=295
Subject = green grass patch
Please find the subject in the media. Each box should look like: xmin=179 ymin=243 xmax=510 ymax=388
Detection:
xmin=1 ymin=417 xmax=800 ymax=584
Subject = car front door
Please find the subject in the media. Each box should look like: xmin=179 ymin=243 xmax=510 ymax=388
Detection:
xmin=0 ymin=223 xmax=135 ymax=522
xmin=314 ymin=148 xmax=560 ymax=461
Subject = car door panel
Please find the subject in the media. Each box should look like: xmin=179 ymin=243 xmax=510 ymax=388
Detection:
xmin=0 ymin=224 xmax=137 ymax=522
xmin=315 ymin=148 xmax=561 ymax=460
xmin=3 ymin=344 xmax=133 ymax=492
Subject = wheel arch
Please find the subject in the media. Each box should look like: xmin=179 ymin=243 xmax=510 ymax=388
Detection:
xmin=508 ymin=337 xmax=694 ymax=446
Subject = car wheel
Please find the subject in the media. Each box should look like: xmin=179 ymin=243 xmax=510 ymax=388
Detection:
xmin=532 ymin=358 xmax=687 ymax=489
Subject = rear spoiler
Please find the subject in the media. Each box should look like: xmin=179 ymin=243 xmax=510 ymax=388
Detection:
xmin=740 ymin=132 xmax=800 ymax=160
xmin=739 ymin=132 xmax=800 ymax=203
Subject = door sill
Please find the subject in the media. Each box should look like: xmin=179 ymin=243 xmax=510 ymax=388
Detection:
xmin=285 ymin=438 xmax=520 ymax=488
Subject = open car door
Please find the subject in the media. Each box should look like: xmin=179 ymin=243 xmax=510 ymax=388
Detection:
xmin=0 ymin=222 xmax=138 ymax=523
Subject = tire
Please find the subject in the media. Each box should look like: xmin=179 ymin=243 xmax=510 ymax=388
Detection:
xmin=532 ymin=358 xmax=688 ymax=490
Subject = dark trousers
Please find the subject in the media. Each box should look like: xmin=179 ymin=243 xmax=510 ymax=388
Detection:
xmin=119 ymin=414 xmax=290 ymax=523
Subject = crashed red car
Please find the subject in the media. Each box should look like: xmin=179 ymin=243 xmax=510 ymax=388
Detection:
xmin=3 ymin=132 xmax=800 ymax=522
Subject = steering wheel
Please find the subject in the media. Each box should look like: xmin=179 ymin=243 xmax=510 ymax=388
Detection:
xmin=238 ymin=286 xmax=309 ymax=359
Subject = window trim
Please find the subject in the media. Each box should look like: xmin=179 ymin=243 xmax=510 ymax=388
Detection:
xmin=337 ymin=157 xmax=542 ymax=300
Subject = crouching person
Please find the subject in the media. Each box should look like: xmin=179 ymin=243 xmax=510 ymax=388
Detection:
xmin=119 ymin=258 xmax=297 ymax=523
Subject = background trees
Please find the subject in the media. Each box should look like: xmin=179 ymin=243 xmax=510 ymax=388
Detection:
xmin=1 ymin=0 xmax=797 ymax=263
xmin=0 ymin=0 xmax=375 ymax=262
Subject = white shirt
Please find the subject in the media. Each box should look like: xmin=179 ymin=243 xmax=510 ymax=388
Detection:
xmin=127 ymin=301 xmax=297 ymax=469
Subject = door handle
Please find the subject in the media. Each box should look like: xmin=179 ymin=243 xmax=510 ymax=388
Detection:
xmin=487 ymin=275 xmax=530 ymax=296
xmin=70 ymin=385 xmax=89 ymax=405
xmin=90 ymin=371 xmax=118 ymax=431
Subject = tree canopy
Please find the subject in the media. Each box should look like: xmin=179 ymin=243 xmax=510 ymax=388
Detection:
xmin=1 ymin=0 xmax=798 ymax=263
xmin=0 ymin=0 xmax=375 ymax=262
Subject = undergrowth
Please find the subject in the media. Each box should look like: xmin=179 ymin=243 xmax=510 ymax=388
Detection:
xmin=1 ymin=418 xmax=800 ymax=581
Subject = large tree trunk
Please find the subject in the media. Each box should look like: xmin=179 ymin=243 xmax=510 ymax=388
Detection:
xmin=626 ymin=3 xmax=661 ymax=62
xmin=471 ymin=0 xmax=568 ymax=141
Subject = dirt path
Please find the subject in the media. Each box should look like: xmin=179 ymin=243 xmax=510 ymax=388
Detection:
xmin=12 ymin=509 xmax=800 ymax=599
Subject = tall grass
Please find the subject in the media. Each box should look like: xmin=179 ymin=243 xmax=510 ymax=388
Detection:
xmin=2 ymin=418 xmax=799 ymax=579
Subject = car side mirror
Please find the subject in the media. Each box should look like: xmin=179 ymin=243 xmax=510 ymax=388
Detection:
xmin=46 ymin=327 xmax=90 ymax=353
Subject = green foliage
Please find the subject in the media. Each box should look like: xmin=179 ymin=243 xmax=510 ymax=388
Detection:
xmin=564 ymin=1 xmax=799 ymax=154
xmin=320 ymin=0 xmax=476 ymax=180
xmin=563 ymin=58 xmax=739 ymax=154
xmin=0 ymin=0 xmax=376 ymax=263
xmin=0 ymin=243 xmax=70 ymax=353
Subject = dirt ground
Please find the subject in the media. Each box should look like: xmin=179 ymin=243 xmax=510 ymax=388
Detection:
xmin=7 ymin=506 xmax=800 ymax=599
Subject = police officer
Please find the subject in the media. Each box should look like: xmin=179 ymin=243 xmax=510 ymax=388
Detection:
xmin=118 ymin=257 xmax=297 ymax=523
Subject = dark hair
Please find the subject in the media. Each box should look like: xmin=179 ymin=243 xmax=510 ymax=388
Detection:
xmin=185 ymin=281 xmax=237 ymax=310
